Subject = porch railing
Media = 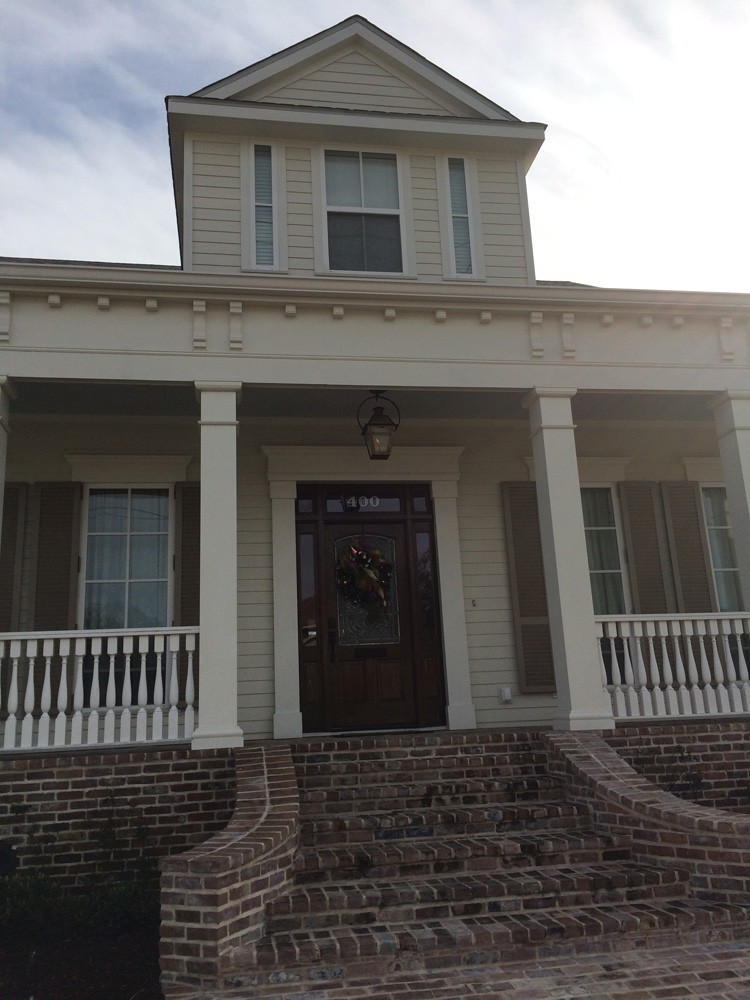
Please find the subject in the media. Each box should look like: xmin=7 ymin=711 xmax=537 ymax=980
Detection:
xmin=0 ymin=627 xmax=198 ymax=751
xmin=596 ymin=613 xmax=750 ymax=721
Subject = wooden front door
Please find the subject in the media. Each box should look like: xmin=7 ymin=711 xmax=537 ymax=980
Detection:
xmin=296 ymin=484 xmax=446 ymax=732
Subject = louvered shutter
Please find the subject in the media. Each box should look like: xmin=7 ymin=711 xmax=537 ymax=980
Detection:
xmin=618 ymin=481 xmax=670 ymax=613
xmin=502 ymin=482 xmax=555 ymax=693
xmin=33 ymin=483 xmax=81 ymax=629
xmin=662 ymin=481 xmax=715 ymax=612
xmin=0 ymin=483 xmax=26 ymax=630
xmin=174 ymin=481 xmax=200 ymax=626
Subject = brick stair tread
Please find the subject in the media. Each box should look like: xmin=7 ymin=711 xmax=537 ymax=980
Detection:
xmin=301 ymin=800 xmax=590 ymax=845
xmin=295 ymin=751 xmax=549 ymax=781
xmin=294 ymin=827 xmax=631 ymax=877
xmin=266 ymin=862 xmax=691 ymax=930
xmin=240 ymin=899 xmax=750 ymax=970
xmin=289 ymin=731 xmax=546 ymax=757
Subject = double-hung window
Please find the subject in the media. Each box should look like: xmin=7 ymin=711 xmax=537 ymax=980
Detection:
xmin=82 ymin=488 xmax=171 ymax=630
xmin=324 ymin=150 xmax=402 ymax=272
xmin=702 ymin=486 xmax=743 ymax=612
xmin=581 ymin=487 xmax=627 ymax=615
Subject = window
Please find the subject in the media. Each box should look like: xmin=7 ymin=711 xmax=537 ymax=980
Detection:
xmin=253 ymin=145 xmax=274 ymax=266
xmin=581 ymin=487 xmax=626 ymax=614
xmin=82 ymin=488 xmax=171 ymax=629
xmin=324 ymin=150 xmax=402 ymax=272
xmin=702 ymin=487 xmax=743 ymax=612
xmin=242 ymin=142 xmax=282 ymax=270
xmin=447 ymin=158 xmax=473 ymax=274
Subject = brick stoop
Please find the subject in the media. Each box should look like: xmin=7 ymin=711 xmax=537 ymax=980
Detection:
xmin=216 ymin=729 xmax=750 ymax=991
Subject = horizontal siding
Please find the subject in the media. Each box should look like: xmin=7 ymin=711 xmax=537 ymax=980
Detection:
xmin=477 ymin=158 xmax=528 ymax=283
xmin=263 ymin=51 xmax=454 ymax=116
xmin=285 ymin=146 xmax=315 ymax=276
xmin=192 ymin=138 xmax=242 ymax=271
xmin=410 ymin=155 xmax=442 ymax=278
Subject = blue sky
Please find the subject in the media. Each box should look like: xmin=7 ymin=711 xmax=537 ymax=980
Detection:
xmin=1 ymin=0 xmax=749 ymax=292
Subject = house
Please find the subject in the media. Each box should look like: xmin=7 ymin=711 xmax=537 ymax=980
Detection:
xmin=2 ymin=14 xmax=750 ymax=752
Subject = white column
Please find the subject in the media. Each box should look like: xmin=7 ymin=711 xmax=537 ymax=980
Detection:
xmin=713 ymin=391 xmax=750 ymax=607
xmin=522 ymin=388 xmax=614 ymax=730
xmin=0 ymin=377 xmax=10 ymax=548
xmin=191 ymin=382 xmax=244 ymax=750
xmin=432 ymin=479 xmax=477 ymax=730
xmin=270 ymin=480 xmax=303 ymax=738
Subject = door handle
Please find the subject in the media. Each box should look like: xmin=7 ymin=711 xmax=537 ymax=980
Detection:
xmin=328 ymin=617 xmax=337 ymax=663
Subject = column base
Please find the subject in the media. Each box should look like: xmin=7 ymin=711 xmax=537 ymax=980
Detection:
xmin=446 ymin=701 xmax=477 ymax=730
xmin=191 ymin=726 xmax=245 ymax=750
xmin=273 ymin=711 xmax=304 ymax=739
xmin=552 ymin=708 xmax=615 ymax=732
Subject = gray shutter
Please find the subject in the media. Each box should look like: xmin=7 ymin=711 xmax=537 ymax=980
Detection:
xmin=502 ymin=482 xmax=555 ymax=694
xmin=618 ymin=481 xmax=671 ymax=613
xmin=174 ymin=482 xmax=200 ymax=626
xmin=662 ymin=481 xmax=715 ymax=612
xmin=0 ymin=483 xmax=26 ymax=630
xmin=33 ymin=483 xmax=81 ymax=630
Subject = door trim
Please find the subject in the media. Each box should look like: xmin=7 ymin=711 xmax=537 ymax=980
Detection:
xmin=264 ymin=447 xmax=475 ymax=738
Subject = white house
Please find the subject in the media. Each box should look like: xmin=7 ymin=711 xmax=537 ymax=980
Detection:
xmin=2 ymin=15 xmax=750 ymax=756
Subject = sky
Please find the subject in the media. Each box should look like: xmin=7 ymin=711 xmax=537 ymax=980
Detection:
xmin=1 ymin=0 xmax=749 ymax=294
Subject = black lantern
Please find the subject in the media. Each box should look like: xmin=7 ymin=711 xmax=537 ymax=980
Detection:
xmin=357 ymin=390 xmax=401 ymax=460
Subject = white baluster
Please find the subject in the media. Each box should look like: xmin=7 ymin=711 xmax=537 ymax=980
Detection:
xmin=632 ymin=621 xmax=652 ymax=718
xmin=184 ymin=633 xmax=196 ymax=737
xmin=21 ymin=639 xmax=38 ymax=748
xmin=167 ymin=633 xmax=180 ymax=739
xmin=671 ymin=623 xmax=691 ymax=715
xmin=152 ymin=633 xmax=165 ymax=741
xmin=684 ymin=621 xmax=704 ymax=714
xmin=38 ymin=639 xmax=54 ymax=748
xmin=658 ymin=622 xmax=678 ymax=715
xmin=70 ymin=637 xmax=86 ymax=745
xmin=103 ymin=635 xmax=117 ymax=744
xmin=54 ymin=638 xmax=71 ymax=747
xmin=86 ymin=637 xmax=102 ymax=744
xmin=734 ymin=619 xmax=750 ymax=710
xmin=696 ymin=620 xmax=718 ymax=714
xmin=709 ymin=620 xmax=730 ymax=713
xmin=4 ymin=639 xmax=21 ymax=748
xmin=721 ymin=620 xmax=743 ymax=713
xmin=645 ymin=621 xmax=666 ymax=716
xmin=135 ymin=634 xmax=149 ymax=742
xmin=120 ymin=635 xmax=134 ymax=742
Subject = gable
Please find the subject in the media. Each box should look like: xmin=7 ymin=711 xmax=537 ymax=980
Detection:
xmin=236 ymin=46 xmax=462 ymax=117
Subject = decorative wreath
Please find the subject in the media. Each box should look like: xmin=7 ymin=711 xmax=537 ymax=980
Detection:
xmin=336 ymin=543 xmax=393 ymax=609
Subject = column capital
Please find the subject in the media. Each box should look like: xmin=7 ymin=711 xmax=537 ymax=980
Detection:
xmin=521 ymin=387 xmax=577 ymax=411
xmin=711 ymin=391 xmax=750 ymax=438
xmin=194 ymin=381 xmax=243 ymax=395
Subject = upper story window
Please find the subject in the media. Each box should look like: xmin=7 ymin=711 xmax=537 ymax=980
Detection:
xmin=324 ymin=150 xmax=403 ymax=273
xmin=253 ymin=145 xmax=274 ymax=266
xmin=438 ymin=155 xmax=483 ymax=279
xmin=702 ymin=486 xmax=743 ymax=612
xmin=581 ymin=487 xmax=627 ymax=614
xmin=448 ymin=158 xmax=473 ymax=274
xmin=241 ymin=141 xmax=284 ymax=271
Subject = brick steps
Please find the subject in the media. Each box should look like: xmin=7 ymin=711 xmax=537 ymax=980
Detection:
xmin=266 ymin=861 xmax=690 ymax=932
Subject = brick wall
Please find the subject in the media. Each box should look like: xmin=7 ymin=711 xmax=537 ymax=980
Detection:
xmin=0 ymin=745 xmax=235 ymax=886
xmin=605 ymin=720 xmax=750 ymax=813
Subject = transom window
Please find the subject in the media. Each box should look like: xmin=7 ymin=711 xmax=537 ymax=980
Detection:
xmin=324 ymin=150 xmax=402 ymax=272
xmin=581 ymin=487 xmax=626 ymax=615
xmin=82 ymin=488 xmax=170 ymax=629
xmin=702 ymin=486 xmax=743 ymax=612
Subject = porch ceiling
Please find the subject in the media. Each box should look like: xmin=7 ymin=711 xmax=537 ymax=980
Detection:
xmin=10 ymin=380 xmax=714 ymax=423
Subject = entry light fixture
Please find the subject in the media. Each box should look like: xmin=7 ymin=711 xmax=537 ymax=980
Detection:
xmin=357 ymin=390 xmax=401 ymax=460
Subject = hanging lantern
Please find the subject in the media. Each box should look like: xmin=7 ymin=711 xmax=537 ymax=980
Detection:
xmin=357 ymin=390 xmax=401 ymax=460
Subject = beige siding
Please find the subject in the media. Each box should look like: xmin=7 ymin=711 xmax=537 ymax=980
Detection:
xmin=285 ymin=146 xmax=315 ymax=276
xmin=259 ymin=50 xmax=456 ymax=116
xmin=410 ymin=155 xmax=442 ymax=279
xmin=477 ymin=159 xmax=529 ymax=284
xmin=192 ymin=138 xmax=242 ymax=271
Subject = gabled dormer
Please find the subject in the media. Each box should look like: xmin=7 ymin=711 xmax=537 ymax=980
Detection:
xmin=167 ymin=16 xmax=546 ymax=283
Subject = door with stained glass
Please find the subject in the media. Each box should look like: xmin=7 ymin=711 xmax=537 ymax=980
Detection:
xmin=296 ymin=485 xmax=446 ymax=731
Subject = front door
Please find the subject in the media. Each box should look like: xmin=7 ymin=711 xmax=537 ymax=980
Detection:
xmin=296 ymin=484 xmax=446 ymax=732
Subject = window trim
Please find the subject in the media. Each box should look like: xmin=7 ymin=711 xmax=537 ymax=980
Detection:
xmin=437 ymin=154 xmax=485 ymax=280
xmin=77 ymin=484 xmax=176 ymax=631
xmin=241 ymin=140 xmax=287 ymax=272
xmin=312 ymin=145 xmax=415 ymax=277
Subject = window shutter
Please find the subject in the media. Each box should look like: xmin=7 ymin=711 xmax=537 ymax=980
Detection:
xmin=174 ymin=482 xmax=200 ymax=626
xmin=662 ymin=481 xmax=715 ymax=612
xmin=33 ymin=483 xmax=81 ymax=629
xmin=502 ymin=482 xmax=555 ymax=694
xmin=618 ymin=482 xmax=670 ymax=614
xmin=0 ymin=484 xmax=26 ymax=630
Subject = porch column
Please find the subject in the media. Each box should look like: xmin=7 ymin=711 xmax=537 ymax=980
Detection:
xmin=713 ymin=391 xmax=750 ymax=606
xmin=191 ymin=382 xmax=244 ymax=750
xmin=0 ymin=377 xmax=9 ymax=547
xmin=270 ymin=480 xmax=303 ymax=738
xmin=522 ymin=388 xmax=614 ymax=730
xmin=432 ymin=480 xmax=477 ymax=730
